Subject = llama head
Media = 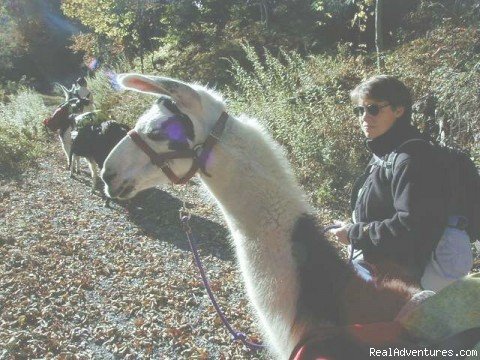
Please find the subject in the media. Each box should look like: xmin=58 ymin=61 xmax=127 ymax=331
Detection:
xmin=54 ymin=83 xmax=89 ymax=113
xmin=43 ymin=102 xmax=72 ymax=131
xmin=101 ymin=74 xmax=226 ymax=200
xmin=43 ymin=87 xmax=85 ymax=131
xmin=55 ymin=83 xmax=75 ymax=103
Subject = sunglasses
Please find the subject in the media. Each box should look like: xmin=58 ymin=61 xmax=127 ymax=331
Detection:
xmin=353 ymin=103 xmax=390 ymax=116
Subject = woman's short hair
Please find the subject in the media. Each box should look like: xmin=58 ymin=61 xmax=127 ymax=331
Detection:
xmin=350 ymin=75 xmax=412 ymax=122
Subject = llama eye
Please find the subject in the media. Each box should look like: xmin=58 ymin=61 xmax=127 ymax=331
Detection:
xmin=147 ymin=129 xmax=167 ymax=141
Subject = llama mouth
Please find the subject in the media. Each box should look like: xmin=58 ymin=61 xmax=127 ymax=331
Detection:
xmin=117 ymin=185 xmax=135 ymax=199
xmin=107 ymin=182 xmax=135 ymax=199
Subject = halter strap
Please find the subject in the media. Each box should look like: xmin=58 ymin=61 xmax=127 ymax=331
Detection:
xmin=128 ymin=111 xmax=229 ymax=184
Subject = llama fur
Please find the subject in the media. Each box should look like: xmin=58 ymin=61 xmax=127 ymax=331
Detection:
xmin=43 ymin=101 xmax=80 ymax=172
xmin=70 ymin=117 xmax=129 ymax=197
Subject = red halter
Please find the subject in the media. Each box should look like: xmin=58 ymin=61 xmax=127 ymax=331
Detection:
xmin=128 ymin=111 xmax=229 ymax=184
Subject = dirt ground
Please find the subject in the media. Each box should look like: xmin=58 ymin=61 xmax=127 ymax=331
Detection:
xmin=0 ymin=139 xmax=267 ymax=359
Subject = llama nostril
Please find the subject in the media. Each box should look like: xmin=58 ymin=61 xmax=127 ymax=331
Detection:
xmin=106 ymin=180 xmax=134 ymax=199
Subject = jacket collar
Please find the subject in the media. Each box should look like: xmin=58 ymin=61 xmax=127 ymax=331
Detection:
xmin=365 ymin=120 xmax=421 ymax=157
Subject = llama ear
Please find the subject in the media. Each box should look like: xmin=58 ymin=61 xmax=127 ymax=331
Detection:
xmin=117 ymin=74 xmax=201 ymax=113
xmin=56 ymin=83 xmax=70 ymax=101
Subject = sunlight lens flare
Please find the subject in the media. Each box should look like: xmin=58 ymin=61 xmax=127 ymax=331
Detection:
xmin=106 ymin=70 xmax=122 ymax=91
xmin=87 ymin=58 xmax=100 ymax=71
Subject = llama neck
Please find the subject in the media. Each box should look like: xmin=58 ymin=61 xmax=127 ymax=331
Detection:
xmin=199 ymin=117 xmax=314 ymax=358
xmin=200 ymin=116 xmax=312 ymax=233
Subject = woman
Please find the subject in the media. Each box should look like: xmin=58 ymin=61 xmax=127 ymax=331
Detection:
xmin=329 ymin=75 xmax=472 ymax=290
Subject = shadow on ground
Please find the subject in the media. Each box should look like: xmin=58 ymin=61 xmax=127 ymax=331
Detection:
xmin=119 ymin=187 xmax=234 ymax=262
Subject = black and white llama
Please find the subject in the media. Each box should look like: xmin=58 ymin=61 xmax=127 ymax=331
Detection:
xmin=70 ymin=114 xmax=129 ymax=194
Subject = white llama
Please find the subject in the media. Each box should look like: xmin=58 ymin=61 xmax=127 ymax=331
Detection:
xmin=101 ymin=74 xmax=418 ymax=359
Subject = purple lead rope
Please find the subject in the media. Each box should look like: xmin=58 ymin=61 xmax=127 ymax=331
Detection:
xmin=180 ymin=215 xmax=265 ymax=351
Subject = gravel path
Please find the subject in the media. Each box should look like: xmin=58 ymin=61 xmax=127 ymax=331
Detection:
xmin=0 ymin=139 xmax=267 ymax=359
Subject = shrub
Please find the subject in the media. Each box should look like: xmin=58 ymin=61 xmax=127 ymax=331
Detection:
xmin=385 ymin=24 xmax=480 ymax=163
xmin=226 ymin=44 xmax=370 ymax=214
xmin=87 ymin=70 xmax=153 ymax=128
xmin=0 ymin=88 xmax=49 ymax=174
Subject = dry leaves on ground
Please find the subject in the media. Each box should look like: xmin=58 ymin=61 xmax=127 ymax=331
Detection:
xmin=0 ymin=141 xmax=267 ymax=359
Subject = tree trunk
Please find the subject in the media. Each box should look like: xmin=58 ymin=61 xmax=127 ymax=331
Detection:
xmin=375 ymin=0 xmax=385 ymax=70
xmin=260 ymin=0 xmax=269 ymax=27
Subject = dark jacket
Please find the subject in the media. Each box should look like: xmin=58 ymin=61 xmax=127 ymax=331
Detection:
xmin=348 ymin=120 xmax=447 ymax=281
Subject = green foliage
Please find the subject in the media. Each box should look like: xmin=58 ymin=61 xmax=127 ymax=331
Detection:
xmin=62 ymin=0 xmax=135 ymax=47
xmin=0 ymin=79 xmax=24 ymax=103
xmin=226 ymin=18 xmax=479 ymax=214
xmin=350 ymin=0 xmax=375 ymax=32
xmin=0 ymin=89 xmax=50 ymax=174
xmin=62 ymin=0 xmax=166 ymax=66
xmin=431 ymin=65 xmax=479 ymax=160
xmin=227 ymin=44 xmax=369 ymax=213
xmin=146 ymin=0 xmax=254 ymax=84
xmin=60 ymin=0 xmax=370 ymax=85
xmin=1 ymin=0 xmax=84 ymax=89
xmin=384 ymin=25 xmax=480 ymax=160
xmin=0 ymin=3 xmax=27 ymax=74
xmin=149 ymin=38 xmax=245 ymax=85
xmin=87 ymin=70 xmax=153 ymax=128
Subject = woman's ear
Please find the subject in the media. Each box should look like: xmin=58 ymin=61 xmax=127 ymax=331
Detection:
xmin=394 ymin=106 xmax=405 ymax=119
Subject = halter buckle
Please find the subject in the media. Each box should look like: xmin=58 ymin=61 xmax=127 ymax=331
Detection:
xmin=193 ymin=144 xmax=204 ymax=159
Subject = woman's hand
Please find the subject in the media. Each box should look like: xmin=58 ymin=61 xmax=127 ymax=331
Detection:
xmin=328 ymin=220 xmax=351 ymax=246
